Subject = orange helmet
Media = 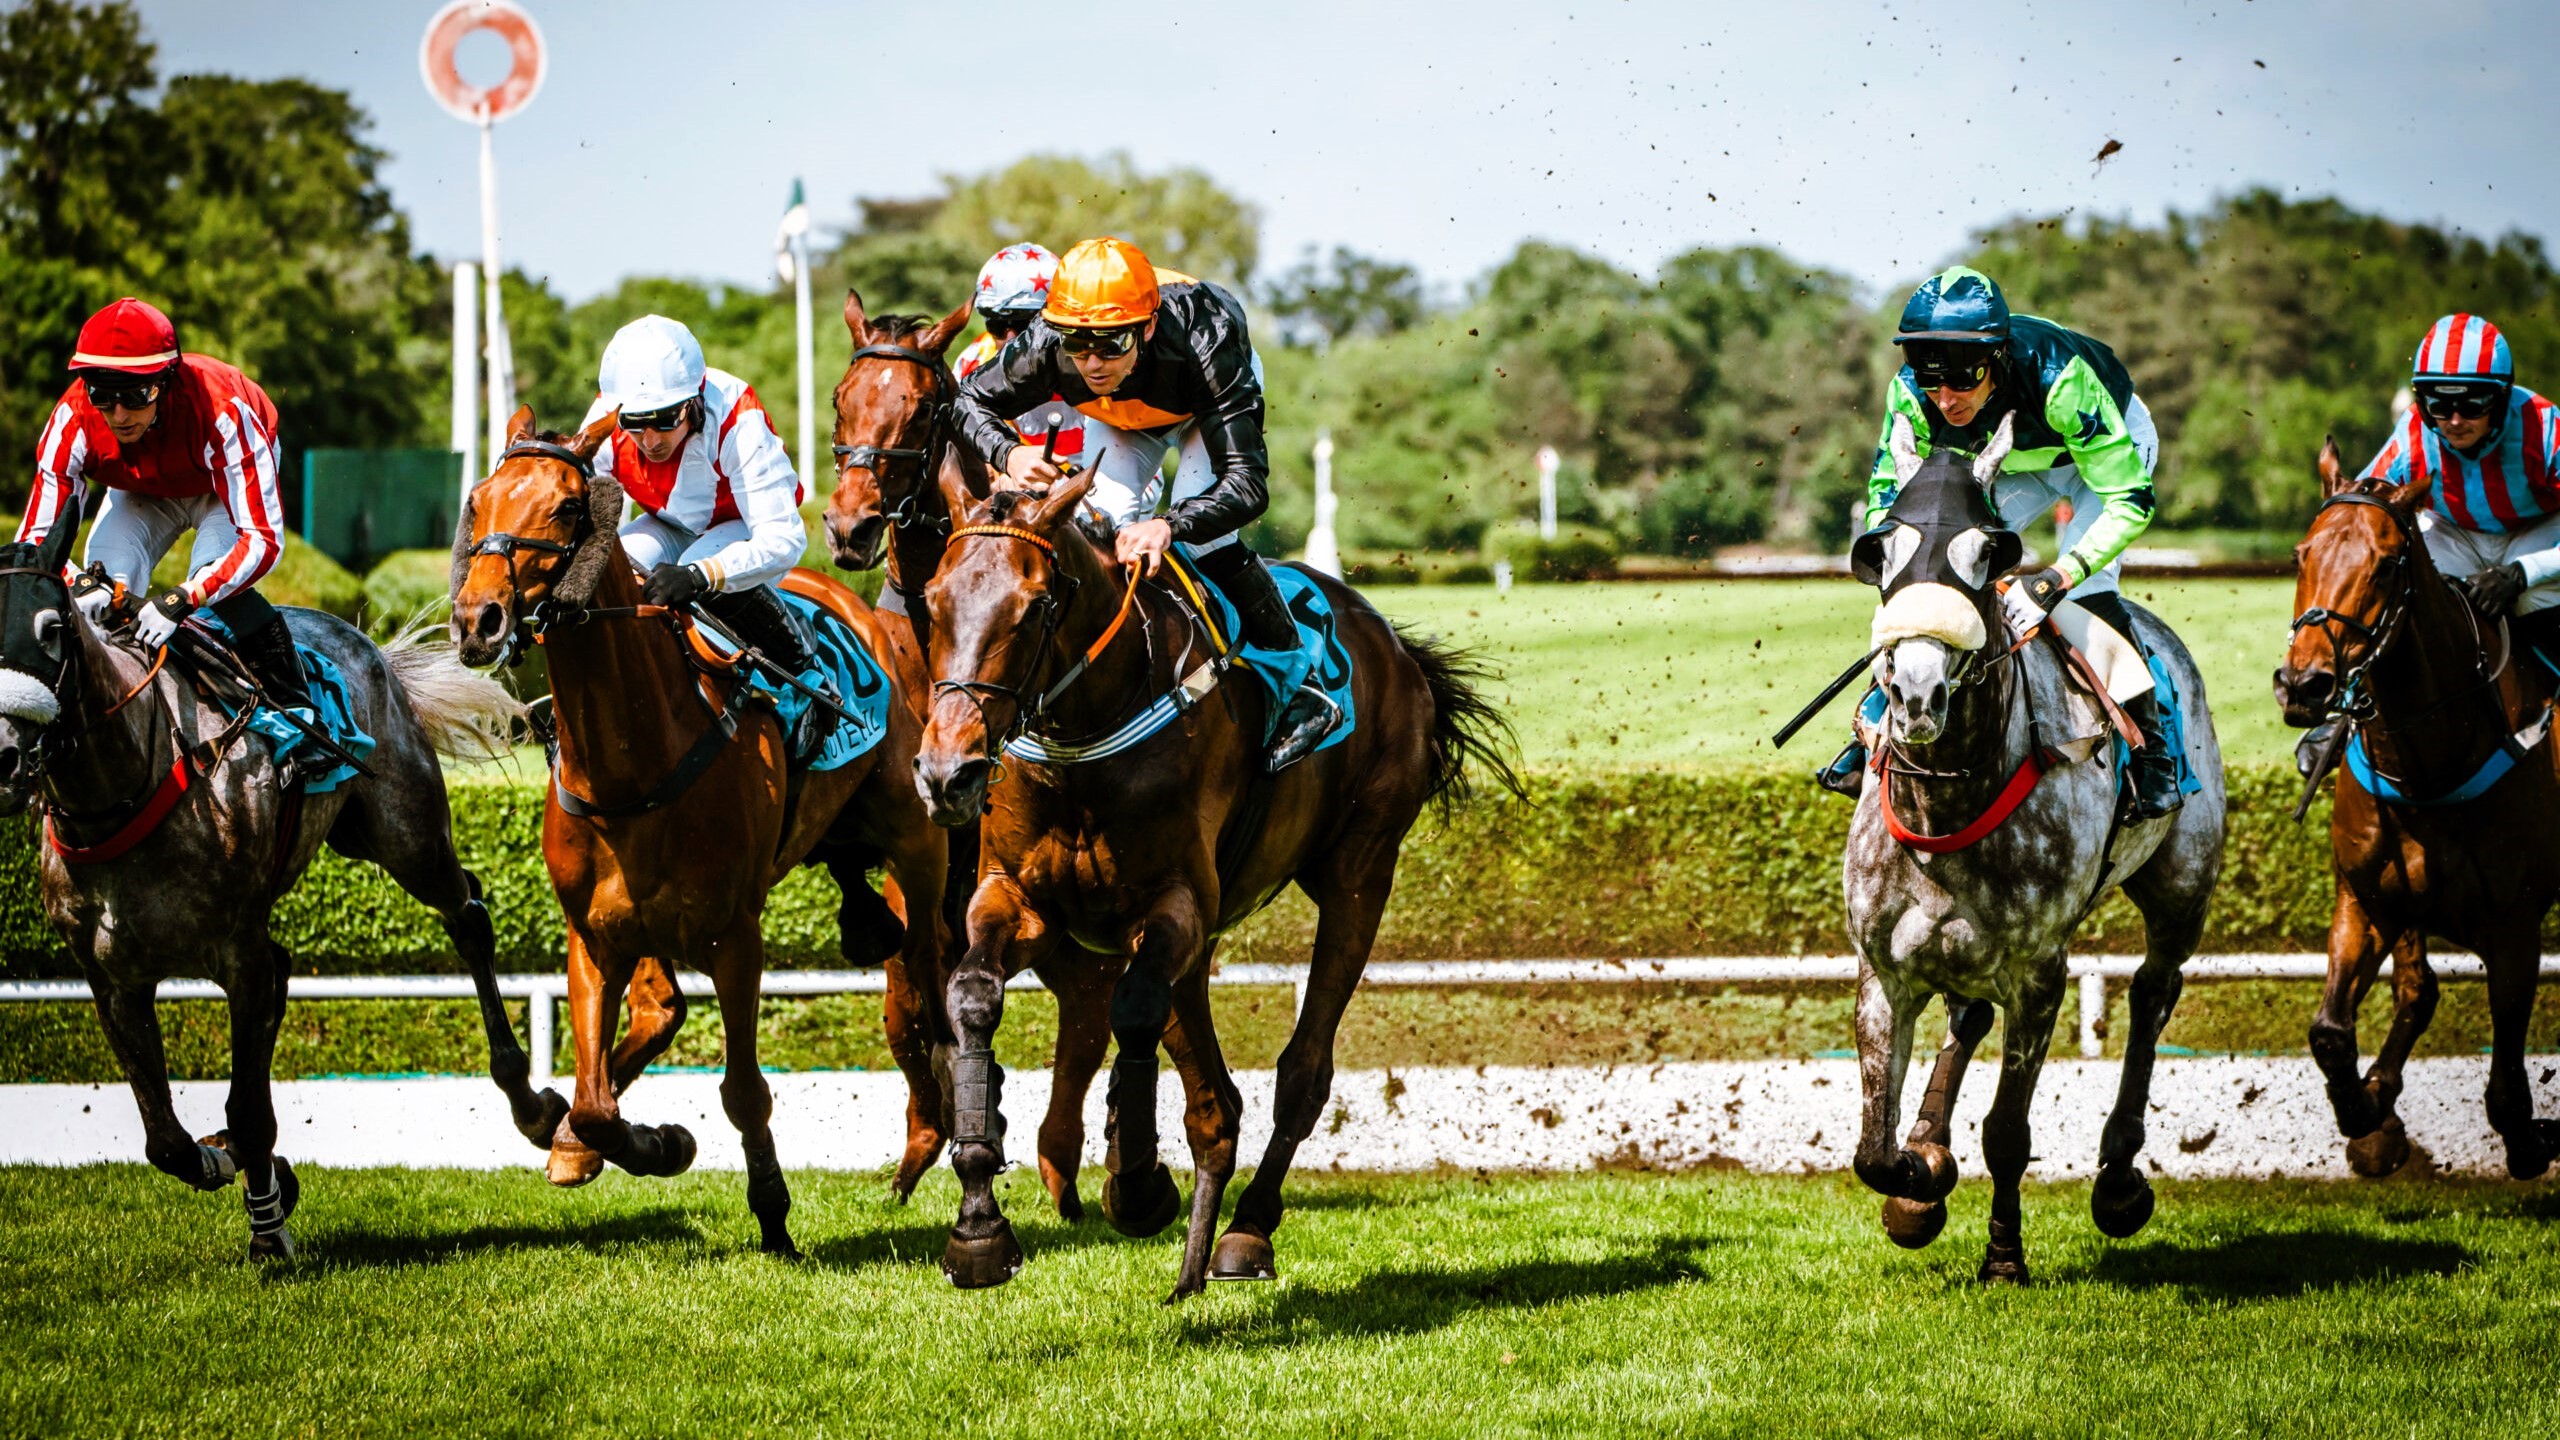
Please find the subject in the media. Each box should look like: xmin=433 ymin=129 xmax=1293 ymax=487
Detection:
xmin=1043 ymin=237 xmax=1159 ymax=329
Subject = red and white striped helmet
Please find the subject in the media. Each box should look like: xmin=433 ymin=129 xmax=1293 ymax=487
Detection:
xmin=974 ymin=243 xmax=1059 ymax=317
xmin=69 ymin=297 xmax=179 ymax=376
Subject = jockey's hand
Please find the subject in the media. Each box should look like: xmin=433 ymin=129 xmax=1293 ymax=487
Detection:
xmin=2000 ymin=565 xmax=2071 ymax=636
xmin=69 ymin=569 xmax=119 ymax=626
xmin=643 ymin=563 xmax=710 ymax=609
xmin=134 ymin=588 xmax=194 ymax=648
xmin=1115 ymin=518 xmax=1174 ymax=577
xmin=2462 ymin=561 xmax=2527 ymax=614
xmin=1000 ymin=442 xmax=1064 ymax=492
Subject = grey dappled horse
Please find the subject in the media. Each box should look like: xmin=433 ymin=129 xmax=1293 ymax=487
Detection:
xmin=1842 ymin=413 xmax=2226 ymax=1283
xmin=0 ymin=524 xmax=544 ymax=1259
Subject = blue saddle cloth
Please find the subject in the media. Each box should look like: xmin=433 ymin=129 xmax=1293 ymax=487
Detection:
xmin=2112 ymin=654 xmax=2206 ymax=799
xmin=1173 ymin=546 xmax=1356 ymax=753
xmin=694 ymin=589 xmax=891 ymax=772
xmin=190 ymin=616 xmax=376 ymax=794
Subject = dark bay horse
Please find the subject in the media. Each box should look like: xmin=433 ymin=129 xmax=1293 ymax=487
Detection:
xmin=913 ymin=474 xmax=1519 ymax=1297
xmin=822 ymin=290 xmax=1132 ymax=1220
xmin=1845 ymin=415 xmax=2225 ymax=1283
xmin=2274 ymin=440 xmax=2560 ymax=1178
xmin=449 ymin=407 xmax=948 ymax=1255
xmin=0 ymin=522 xmax=538 ymax=1258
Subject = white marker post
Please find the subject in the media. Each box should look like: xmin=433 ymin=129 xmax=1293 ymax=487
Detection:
xmin=450 ymin=261 xmax=478 ymax=506
xmin=776 ymin=179 xmax=816 ymax=483
xmin=1537 ymin=444 xmax=1560 ymax=541
xmin=422 ymin=2 xmax=546 ymax=484
xmin=1305 ymin=430 xmax=1341 ymax=577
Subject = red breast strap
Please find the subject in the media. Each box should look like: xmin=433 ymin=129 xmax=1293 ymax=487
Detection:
xmin=45 ymin=755 xmax=193 ymax=864
xmin=1876 ymin=747 xmax=2051 ymax=854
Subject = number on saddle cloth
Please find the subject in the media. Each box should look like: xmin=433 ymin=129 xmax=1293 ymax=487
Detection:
xmin=695 ymin=590 xmax=892 ymax=771
xmin=1165 ymin=545 xmax=1357 ymax=752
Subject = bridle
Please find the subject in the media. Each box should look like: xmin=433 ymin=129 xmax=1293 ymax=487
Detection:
xmin=834 ymin=344 xmax=957 ymax=534
xmin=0 ymin=563 xmax=87 ymax=779
xmin=2286 ymin=489 xmax=2506 ymax=730
xmin=930 ymin=523 xmax=1139 ymax=770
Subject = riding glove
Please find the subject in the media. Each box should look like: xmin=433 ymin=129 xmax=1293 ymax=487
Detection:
xmin=2462 ymin=562 xmax=2526 ymax=614
xmin=135 ymin=587 xmax=194 ymax=648
xmin=643 ymin=562 xmax=710 ymax=609
xmin=69 ymin=569 xmax=118 ymax=625
xmin=1999 ymin=565 xmax=2071 ymax=637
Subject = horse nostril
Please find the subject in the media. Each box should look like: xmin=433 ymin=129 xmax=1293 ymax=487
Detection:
xmin=2292 ymin=670 xmax=2334 ymax=705
xmin=472 ymin=602 xmax=508 ymax=641
xmin=0 ymin=745 xmax=19 ymax=781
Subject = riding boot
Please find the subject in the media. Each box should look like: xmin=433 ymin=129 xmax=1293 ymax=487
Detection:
xmin=2122 ymin=689 xmax=2185 ymax=822
xmin=2510 ymin=606 xmax=2560 ymax=682
xmin=226 ymin=611 xmax=312 ymax=715
xmin=1816 ymin=740 xmax=1867 ymax=798
xmin=2295 ymin=718 xmax=2343 ymax=779
xmin=701 ymin=584 xmax=816 ymax=675
xmin=1266 ymin=685 xmax=1344 ymax=772
xmin=1194 ymin=544 xmax=1298 ymax=653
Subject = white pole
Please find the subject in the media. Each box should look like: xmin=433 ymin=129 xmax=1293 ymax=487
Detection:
xmin=1537 ymin=444 xmax=1560 ymax=541
xmin=1305 ymin=430 xmax=1341 ymax=577
xmin=478 ymin=109 xmax=516 ymax=461
xmin=451 ymin=260 xmax=478 ymax=508
xmin=793 ymin=228 xmax=815 ymax=484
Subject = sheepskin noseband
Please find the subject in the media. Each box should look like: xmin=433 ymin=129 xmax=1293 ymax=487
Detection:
xmin=1872 ymin=581 xmax=1987 ymax=653
xmin=0 ymin=667 xmax=61 ymax=725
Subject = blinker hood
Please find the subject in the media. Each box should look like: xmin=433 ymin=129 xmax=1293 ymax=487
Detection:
xmin=1849 ymin=450 xmax=2022 ymax=599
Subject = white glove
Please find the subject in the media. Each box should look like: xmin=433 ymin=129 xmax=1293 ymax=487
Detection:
xmin=1998 ymin=581 xmax=2049 ymax=640
xmin=71 ymin=584 xmax=116 ymax=624
xmin=134 ymin=590 xmax=192 ymax=648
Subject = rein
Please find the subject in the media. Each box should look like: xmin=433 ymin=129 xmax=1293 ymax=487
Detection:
xmin=834 ymin=344 xmax=957 ymax=536
xmin=932 ymin=523 xmax=1147 ymax=767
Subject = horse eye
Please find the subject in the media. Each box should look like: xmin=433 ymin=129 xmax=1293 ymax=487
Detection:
xmin=31 ymin=608 xmax=62 ymax=660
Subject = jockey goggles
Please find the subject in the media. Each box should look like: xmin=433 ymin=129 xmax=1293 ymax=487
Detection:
xmin=618 ymin=399 xmax=693 ymax=433
xmin=2418 ymin=384 xmax=2501 ymax=421
xmin=82 ymin=375 xmax=164 ymax=412
xmin=1057 ymin=323 xmax=1144 ymax=358
xmin=1905 ymin=344 xmax=1995 ymax=393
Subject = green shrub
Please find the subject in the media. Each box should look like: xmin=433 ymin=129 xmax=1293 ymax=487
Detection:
xmin=1338 ymin=548 xmax=1490 ymax=587
xmin=150 ymin=529 xmax=363 ymax=619
xmin=361 ymin=549 xmax=454 ymax=635
xmin=1482 ymin=521 xmax=1620 ymax=580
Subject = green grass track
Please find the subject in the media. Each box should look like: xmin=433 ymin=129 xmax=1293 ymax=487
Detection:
xmin=3 ymin=1165 xmax=2552 ymax=1437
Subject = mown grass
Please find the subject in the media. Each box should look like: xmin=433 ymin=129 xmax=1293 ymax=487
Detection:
xmin=1 ymin=1165 xmax=2551 ymax=1438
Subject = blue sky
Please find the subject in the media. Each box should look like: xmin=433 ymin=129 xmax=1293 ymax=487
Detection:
xmin=136 ymin=0 xmax=2554 ymax=306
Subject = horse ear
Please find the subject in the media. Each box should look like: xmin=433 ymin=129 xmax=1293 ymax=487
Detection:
xmin=34 ymin=508 xmax=76 ymax=578
xmin=1972 ymin=410 xmax=2015 ymax=488
xmin=919 ymin=297 xmax=974 ymax=356
xmin=1887 ymin=413 xmax=1923 ymax=486
xmin=506 ymin=404 xmax=537 ymax=447
xmin=2316 ymin=435 xmax=2350 ymax=497
xmin=570 ymin=409 xmax=617 ymax=461
xmin=1849 ymin=525 xmax=1891 ymax=587
xmin=1024 ymin=471 xmax=1095 ymax=531
xmin=843 ymin=289 xmax=869 ymax=342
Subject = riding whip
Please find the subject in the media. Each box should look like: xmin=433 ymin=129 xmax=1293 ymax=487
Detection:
xmin=1770 ymin=646 xmax=1885 ymax=750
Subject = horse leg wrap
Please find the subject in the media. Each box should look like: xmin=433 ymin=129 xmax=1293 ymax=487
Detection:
xmin=1104 ymin=1054 xmax=1160 ymax=1174
xmin=243 ymin=1175 xmax=288 ymax=1237
xmin=950 ymin=1047 xmax=1004 ymax=1150
xmin=195 ymin=1142 xmax=238 ymax=1191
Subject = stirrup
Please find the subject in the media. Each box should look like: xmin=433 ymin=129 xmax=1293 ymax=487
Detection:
xmin=1816 ymin=741 xmax=1867 ymax=799
xmin=2295 ymin=718 xmax=2341 ymax=778
xmin=1266 ymin=685 xmax=1341 ymax=772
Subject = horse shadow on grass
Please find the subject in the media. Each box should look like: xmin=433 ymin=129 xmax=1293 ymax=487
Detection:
xmin=289 ymin=1207 xmax=709 ymax=1275
xmin=1176 ymin=1233 xmax=1726 ymax=1349
xmin=2075 ymin=1230 xmax=2473 ymax=1299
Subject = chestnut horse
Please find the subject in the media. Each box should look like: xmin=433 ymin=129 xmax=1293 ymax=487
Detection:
xmin=2274 ymin=439 xmax=2560 ymax=1178
xmin=822 ymin=291 xmax=1132 ymax=1220
xmin=450 ymin=407 xmax=948 ymax=1254
xmin=914 ymin=475 xmax=1520 ymax=1297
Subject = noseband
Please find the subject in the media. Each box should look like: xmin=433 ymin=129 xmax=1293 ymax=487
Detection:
xmin=930 ymin=523 xmax=1140 ymax=768
xmin=834 ymin=344 xmax=957 ymax=534
xmin=2288 ymin=490 xmax=2424 ymax=724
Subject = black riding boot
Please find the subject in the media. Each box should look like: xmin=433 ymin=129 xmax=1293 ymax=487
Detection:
xmin=702 ymin=585 xmax=816 ymax=675
xmin=210 ymin=593 xmax=311 ymax=714
xmin=2122 ymin=689 xmax=2185 ymax=822
xmin=1194 ymin=546 xmax=1338 ymax=770
xmin=1817 ymin=740 xmax=1867 ymax=798
xmin=2511 ymin=607 xmax=2560 ymax=681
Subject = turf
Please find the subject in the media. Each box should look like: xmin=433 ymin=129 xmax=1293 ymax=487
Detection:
xmin=1 ymin=1165 xmax=2551 ymax=1438
xmin=1369 ymin=577 xmax=2300 ymax=772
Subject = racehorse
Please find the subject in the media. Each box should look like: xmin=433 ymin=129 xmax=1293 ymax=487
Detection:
xmin=2274 ymin=440 xmax=2560 ymax=1178
xmin=1844 ymin=414 xmax=2225 ymax=1283
xmin=913 ymin=472 xmax=1520 ymax=1297
xmin=821 ymin=290 xmax=1133 ymax=1220
xmin=449 ymin=407 xmax=948 ymax=1255
xmin=0 ymin=520 xmax=537 ymax=1259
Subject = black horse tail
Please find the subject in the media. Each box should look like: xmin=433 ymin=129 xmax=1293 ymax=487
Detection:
xmin=1393 ymin=625 xmax=1527 ymax=818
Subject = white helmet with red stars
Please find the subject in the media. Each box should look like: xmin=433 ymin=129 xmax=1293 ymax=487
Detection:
xmin=974 ymin=243 xmax=1059 ymax=318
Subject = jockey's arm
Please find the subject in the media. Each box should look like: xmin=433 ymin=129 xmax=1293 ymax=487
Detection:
xmin=182 ymin=396 xmax=287 ymax=606
xmin=953 ymin=334 xmax=1059 ymax=477
xmin=1861 ymin=381 xmax=1933 ymax=531
xmin=2043 ymin=359 xmax=2155 ymax=587
xmin=1161 ymin=322 xmax=1270 ymax=543
xmin=14 ymin=392 xmax=90 ymax=553
xmin=695 ymin=404 xmax=807 ymax=594
xmin=2514 ymin=399 xmax=2560 ymax=586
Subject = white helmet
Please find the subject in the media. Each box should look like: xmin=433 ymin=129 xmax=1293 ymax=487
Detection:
xmin=597 ymin=314 xmax=706 ymax=414
xmin=974 ymin=243 xmax=1058 ymax=317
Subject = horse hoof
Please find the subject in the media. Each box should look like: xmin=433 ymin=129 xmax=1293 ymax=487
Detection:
xmin=2346 ymin=1121 xmax=2412 ymax=1179
xmin=547 ymin=1127 xmax=604 ymax=1188
xmin=1053 ymin=1184 xmax=1086 ymax=1224
xmin=2090 ymin=1167 xmax=2155 ymax=1238
xmin=247 ymin=1226 xmax=296 ymax=1263
xmin=1907 ymin=1142 xmax=1959 ymax=1202
xmin=1209 ymin=1230 xmax=1277 ymax=1281
xmin=941 ymin=1220 xmax=1024 ymax=1289
xmin=2503 ymin=1121 xmax=2559 ymax=1182
xmin=1881 ymin=1196 xmax=1946 ymax=1249
xmin=643 ymin=1124 xmax=698 ymax=1177
xmin=1977 ymin=1249 xmax=2030 ymax=1286
xmin=1101 ymin=1162 xmax=1182 ymax=1239
xmin=518 ymin=1088 xmax=571 ymax=1149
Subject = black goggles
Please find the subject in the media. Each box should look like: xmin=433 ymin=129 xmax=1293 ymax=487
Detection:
xmin=84 ymin=377 xmax=163 ymax=411
xmin=1907 ymin=349 xmax=1994 ymax=393
xmin=2419 ymin=386 xmax=2501 ymax=421
xmin=1058 ymin=324 xmax=1143 ymax=358
xmin=618 ymin=402 xmax=692 ymax=433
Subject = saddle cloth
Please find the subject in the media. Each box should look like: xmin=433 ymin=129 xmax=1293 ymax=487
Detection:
xmin=186 ymin=615 xmax=377 ymax=794
xmin=1166 ymin=545 xmax=1356 ymax=754
xmin=692 ymin=589 xmax=891 ymax=772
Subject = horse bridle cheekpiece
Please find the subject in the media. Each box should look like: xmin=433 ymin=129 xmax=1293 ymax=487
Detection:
xmin=2289 ymin=490 xmax=2416 ymax=724
xmin=469 ymin=439 xmax=600 ymax=667
xmin=834 ymin=344 xmax=956 ymax=532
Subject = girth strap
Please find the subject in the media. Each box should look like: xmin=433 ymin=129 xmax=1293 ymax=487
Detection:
xmin=551 ymin=705 xmax=742 ymax=820
xmin=2344 ymin=702 xmax=2556 ymax=807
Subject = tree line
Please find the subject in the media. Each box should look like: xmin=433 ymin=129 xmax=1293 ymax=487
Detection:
xmin=3 ymin=0 xmax=2554 ymax=560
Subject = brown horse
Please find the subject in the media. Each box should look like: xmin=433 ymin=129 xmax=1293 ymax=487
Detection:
xmin=2275 ymin=439 xmax=2560 ymax=1178
xmin=822 ymin=291 xmax=1133 ymax=1220
xmin=450 ymin=407 xmax=949 ymax=1253
xmin=913 ymin=475 xmax=1519 ymax=1296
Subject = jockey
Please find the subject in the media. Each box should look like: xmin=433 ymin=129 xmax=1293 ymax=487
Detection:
xmin=578 ymin=315 xmax=817 ymax=678
xmin=1821 ymin=266 xmax=2184 ymax=821
xmin=2359 ymin=313 xmax=2560 ymax=672
xmin=950 ymin=243 xmax=1083 ymax=466
xmin=954 ymin=236 xmax=1338 ymax=770
xmin=16 ymin=297 xmax=309 ymax=712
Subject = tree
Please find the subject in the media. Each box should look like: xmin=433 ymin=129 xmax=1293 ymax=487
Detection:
xmin=928 ymin=152 xmax=1261 ymax=286
xmin=1260 ymin=246 xmax=1425 ymax=349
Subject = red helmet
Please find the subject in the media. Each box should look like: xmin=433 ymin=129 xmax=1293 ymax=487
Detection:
xmin=69 ymin=298 xmax=179 ymax=376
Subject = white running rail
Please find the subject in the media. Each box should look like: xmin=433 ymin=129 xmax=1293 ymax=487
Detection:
xmin=3 ymin=954 xmax=2553 ymax=1079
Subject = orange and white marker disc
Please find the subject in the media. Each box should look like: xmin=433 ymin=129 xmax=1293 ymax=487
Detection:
xmin=419 ymin=0 xmax=546 ymax=124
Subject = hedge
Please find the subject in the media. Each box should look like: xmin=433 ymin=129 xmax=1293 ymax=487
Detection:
xmin=0 ymin=766 xmax=2382 ymax=979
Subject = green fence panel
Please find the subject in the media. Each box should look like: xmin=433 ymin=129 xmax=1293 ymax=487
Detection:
xmin=302 ymin=449 xmax=464 ymax=572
